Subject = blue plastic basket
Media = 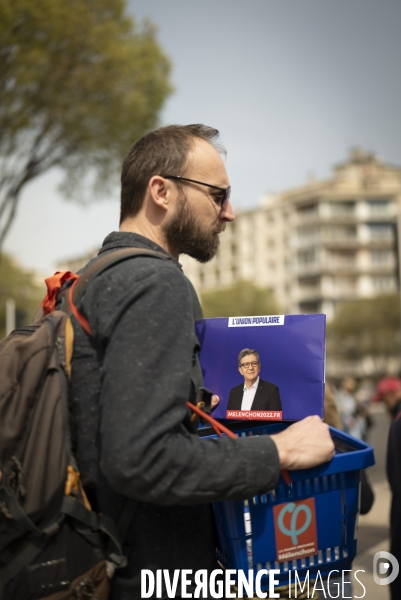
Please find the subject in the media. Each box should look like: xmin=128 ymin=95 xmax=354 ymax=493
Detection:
xmin=201 ymin=422 xmax=375 ymax=590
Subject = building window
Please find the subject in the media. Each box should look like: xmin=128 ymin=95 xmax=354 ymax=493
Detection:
xmin=296 ymin=203 xmax=318 ymax=219
xmin=297 ymin=203 xmax=318 ymax=213
xmin=298 ymin=249 xmax=316 ymax=265
xmin=297 ymin=226 xmax=319 ymax=242
xmin=371 ymin=250 xmax=392 ymax=264
xmin=324 ymin=225 xmax=357 ymax=241
xmin=367 ymin=199 xmax=390 ymax=214
xmin=329 ymin=251 xmax=356 ymax=267
xmin=329 ymin=201 xmax=355 ymax=216
xmin=372 ymin=276 xmax=395 ymax=292
xmin=368 ymin=223 xmax=393 ymax=240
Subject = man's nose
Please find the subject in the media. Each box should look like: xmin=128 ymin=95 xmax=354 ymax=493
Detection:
xmin=220 ymin=200 xmax=235 ymax=222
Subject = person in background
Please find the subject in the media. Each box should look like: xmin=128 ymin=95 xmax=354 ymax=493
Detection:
xmin=335 ymin=377 xmax=368 ymax=440
xmin=373 ymin=377 xmax=401 ymax=600
xmin=323 ymin=381 xmax=342 ymax=430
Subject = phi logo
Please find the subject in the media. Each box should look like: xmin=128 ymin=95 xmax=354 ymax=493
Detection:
xmin=273 ymin=497 xmax=318 ymax=562
xmin=277 ymin=502 xmax=312 ymax=544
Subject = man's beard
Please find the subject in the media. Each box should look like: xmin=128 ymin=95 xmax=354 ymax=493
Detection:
xmin=162 ymin=194 xmax=224 ymax=263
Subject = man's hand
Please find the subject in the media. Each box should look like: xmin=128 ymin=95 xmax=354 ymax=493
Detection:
xmin=270 ymin=416 xmax=335 ymax=470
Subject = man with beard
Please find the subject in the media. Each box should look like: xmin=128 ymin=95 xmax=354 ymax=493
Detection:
xmin=69 ymin=124 xmax=334 ymax=599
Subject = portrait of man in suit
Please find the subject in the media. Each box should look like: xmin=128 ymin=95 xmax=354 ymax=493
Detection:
xmin=227 ymin=348 xmax=282 ymax=411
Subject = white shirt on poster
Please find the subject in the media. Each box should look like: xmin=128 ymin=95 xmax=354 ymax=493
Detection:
xmin=241 ymin=377 xmax=260 ymax=411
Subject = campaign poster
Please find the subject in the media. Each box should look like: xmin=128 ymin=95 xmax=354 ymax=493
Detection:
xmin=196 ymin=314 xmax=325 ymax=421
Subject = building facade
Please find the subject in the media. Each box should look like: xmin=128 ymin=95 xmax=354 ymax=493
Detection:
xmin=181 ymin=148 xmax=401 ymax=320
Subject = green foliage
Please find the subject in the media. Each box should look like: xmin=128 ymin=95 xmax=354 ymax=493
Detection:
xmin=327 ymin=294 xmax=401 ymax=358
xmin=200 ymin=280 xmax=281 ymax=318
xmin=0 ymin=0 xmax=172 ymax=244
xmin=0 ymin=254 xmax=44 ymax=339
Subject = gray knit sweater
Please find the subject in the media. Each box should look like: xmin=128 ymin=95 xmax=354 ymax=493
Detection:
xmin=69 ymin=231 xmax=280 ymax=599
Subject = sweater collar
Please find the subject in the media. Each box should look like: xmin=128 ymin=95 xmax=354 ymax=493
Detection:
xmin=98 ymin=231 xmax=182 ymax=269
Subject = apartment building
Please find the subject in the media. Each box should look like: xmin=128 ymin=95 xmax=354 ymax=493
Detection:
xmin=180 ymin=148 xmax=401 ymax=320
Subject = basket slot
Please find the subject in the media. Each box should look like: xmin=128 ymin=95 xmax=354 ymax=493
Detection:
xmin=295 ymin=480 xmax=303 ymax=498
xmin=330 ymin=473 xmax=339 ymax=490
xmin=326 ymin=548 xmax=331 ymax=562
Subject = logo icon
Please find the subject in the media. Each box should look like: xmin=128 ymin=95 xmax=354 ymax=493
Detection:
xmin=277 ymin=502 xmax=312 ymax=545
xmin=273 ymin=497 xmax=318 ymax=563
xmin=373 ymin=551 xmax=399 ymax=586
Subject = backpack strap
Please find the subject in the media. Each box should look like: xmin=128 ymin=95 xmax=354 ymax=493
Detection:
xmin=73 ymin=247 xmax=172 ymax=306
xmin=61 ymin=247 xmax=172 ymax=335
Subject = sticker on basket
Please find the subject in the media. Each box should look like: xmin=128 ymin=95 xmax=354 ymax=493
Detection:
xmin=273 ymin=497 xmax=318 ymax=563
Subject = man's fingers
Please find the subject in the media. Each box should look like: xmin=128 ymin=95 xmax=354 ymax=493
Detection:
xmin=271 ymin=416 xmax=335 ymax=471
xmin=211 ymin=395 xmax=220 ymax=408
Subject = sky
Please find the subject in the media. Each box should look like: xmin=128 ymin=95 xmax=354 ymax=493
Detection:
xmin=4 ymin=0 xmax=401 ymax=274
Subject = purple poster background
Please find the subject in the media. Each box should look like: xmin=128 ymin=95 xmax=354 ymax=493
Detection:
xmin=196 ymin=314 xmax=326 ymax=421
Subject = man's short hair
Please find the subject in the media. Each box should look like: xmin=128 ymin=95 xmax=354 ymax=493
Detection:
xmin=120 ymin=124 xmax=226 ymax=223
xmin=238 ymin=349 xmax=260 ymax=366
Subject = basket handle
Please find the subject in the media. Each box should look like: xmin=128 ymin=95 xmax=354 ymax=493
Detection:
xmin=187 ymin=401 xmax=237 ymax=439
xmin=187 ymin=401 xmax=291 ymax=484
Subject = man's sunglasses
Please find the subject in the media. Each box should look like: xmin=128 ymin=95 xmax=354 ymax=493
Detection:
xmin=163 ymin=175 xmax=231 ymax=210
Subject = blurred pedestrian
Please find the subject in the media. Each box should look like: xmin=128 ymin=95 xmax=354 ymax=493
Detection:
xmin=323 ymin=381 xmax=373 ymax=598
xmin=335 ymin=377 xmax=367 ymax=440
xmin=373 ymin=377 xmax=401 ymax=600
xmin=323 ymin=381 xmax=342 ymax=430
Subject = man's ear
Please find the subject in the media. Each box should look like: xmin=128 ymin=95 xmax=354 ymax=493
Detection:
xmin=148 ymin=176 xmax=170 ymax=211
xmin=238 ymin=366 xmax=242 ymax=375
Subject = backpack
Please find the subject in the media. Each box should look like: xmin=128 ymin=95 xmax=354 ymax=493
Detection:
xmin=0 ymin=247 xmax=172 ymax=600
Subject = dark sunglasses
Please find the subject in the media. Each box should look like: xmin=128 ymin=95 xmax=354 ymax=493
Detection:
xmin=163 ymin=175 xmax=231 ymax=210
